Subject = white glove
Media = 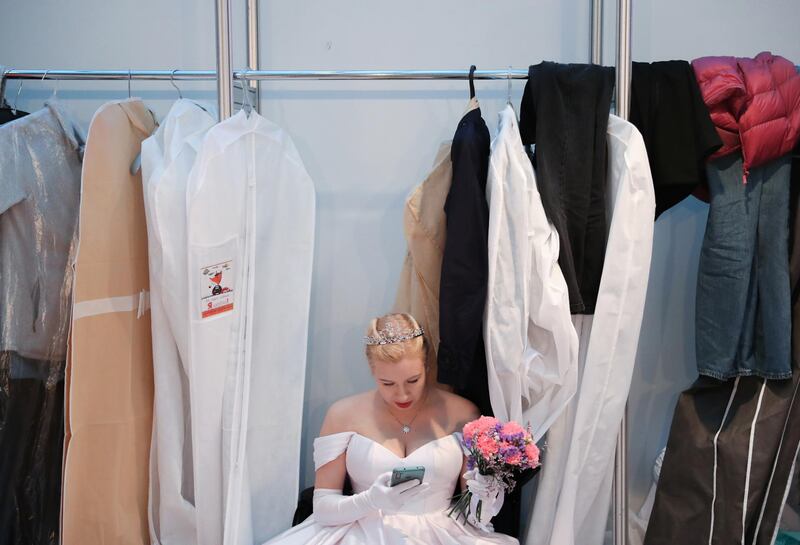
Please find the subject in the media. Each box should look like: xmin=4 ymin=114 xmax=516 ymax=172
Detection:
xmin=313 ymin=471 xmax=429 ymax=526
xmin=464 ymin=468 xmax=505 ymax=532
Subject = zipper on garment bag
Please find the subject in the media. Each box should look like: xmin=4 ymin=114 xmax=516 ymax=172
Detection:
xmin=223 ymin=170 xmax=249 ymax=545
xmin=741 ymin=380 xmax=767 ymax=545
xmin=222 ymin=130 xmax=247 ymax=545
xmin=238 ymin=132 xmax=258 ymax=541
xmin=708 ymin=377 xmax=741 ymax=545
xmin=224 ymin=129 xmax=259 ymax=545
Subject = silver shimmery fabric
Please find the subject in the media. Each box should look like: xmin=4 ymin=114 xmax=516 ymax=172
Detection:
xmin=0 ymin=100 xmax=84 ymax=363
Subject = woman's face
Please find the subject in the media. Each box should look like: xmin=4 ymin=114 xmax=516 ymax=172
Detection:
xmin=371 ymin=356 xmax=427 ymax=412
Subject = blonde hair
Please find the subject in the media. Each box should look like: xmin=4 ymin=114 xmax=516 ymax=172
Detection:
xmin=364 ymin=312 xmax=428 ymax=366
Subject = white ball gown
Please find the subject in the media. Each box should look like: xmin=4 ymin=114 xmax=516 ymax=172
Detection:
xmin=264 ymin=431 xmax=519 ymax=544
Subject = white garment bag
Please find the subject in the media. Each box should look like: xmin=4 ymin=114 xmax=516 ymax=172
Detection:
xmin=185 ymin=109 xmax=315 ymax=545
xmin=142 ymin=99 xmax=216 ymax=545
xmin=484 ymin=105 xmax=578 ymax=439
xmin=241 ymin=112 xmax=315 ymax=544
xmin=526 ymin=115 xmax=655 ymax=545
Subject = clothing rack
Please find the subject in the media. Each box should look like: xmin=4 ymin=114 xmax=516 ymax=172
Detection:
xmin=0 ymin=0 xmax=634 ymax=542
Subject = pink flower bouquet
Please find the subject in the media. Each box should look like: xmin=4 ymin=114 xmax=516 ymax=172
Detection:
xmin=449 ymin=416 xmax=541 ymax=527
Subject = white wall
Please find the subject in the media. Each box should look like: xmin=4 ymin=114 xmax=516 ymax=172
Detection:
xmin=2 ymin=0 xmax=799 ymax=538
xmin=256 ymin=0 xmax=592 ymax=493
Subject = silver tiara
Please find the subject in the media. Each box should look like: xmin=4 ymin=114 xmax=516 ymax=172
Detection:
xmin=364 ymin=321 xmax=425 ymax=345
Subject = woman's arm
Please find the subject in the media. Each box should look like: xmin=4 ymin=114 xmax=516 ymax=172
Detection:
xmin=459 ymin=454 xmax=470 ymax=493
xmin=314 ymin=399 xmax=350 ymax=491
xmin=449 ymin=394 xmax=481 ymax=493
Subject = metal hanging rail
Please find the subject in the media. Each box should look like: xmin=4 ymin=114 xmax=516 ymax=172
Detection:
xmin=233 ymin=69 xmax=531 ymax=80
xmin=1 ymin=69 xmax=217 ymax=80
xmin=1 ymin=68 xmax=532 ymax=81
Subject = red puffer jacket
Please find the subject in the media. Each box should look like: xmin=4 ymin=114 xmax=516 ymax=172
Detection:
xmin=692 ymin=52 xmax=800 ymax=180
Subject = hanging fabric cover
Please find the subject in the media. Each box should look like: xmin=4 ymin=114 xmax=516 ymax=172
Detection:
xmin=184 ymin=109 xmax=315 ymax=545
xmin=62 ymin=99 xmax=156 ymax=545
xmin=526 ymin=115 xmax=655 ymax=545
xmin=0 ymin=100 xmax=85 ymax=545
xmin=143 ymin=99 xmax=216 ymax=545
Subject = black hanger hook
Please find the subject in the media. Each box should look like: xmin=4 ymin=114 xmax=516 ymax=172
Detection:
xmin=469 ymin=65 xmax=476 ymax=99
xmin=0 ymin=68 xmax=9 ymax=108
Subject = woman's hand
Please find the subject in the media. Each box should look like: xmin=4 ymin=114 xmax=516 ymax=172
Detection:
xmin=463 ymin=468 xmax=505 ymax=531
xmin=364 ymin=471 xmax=430 ymax=512
xmin=313 ymin=471 xmax=430 ymax=526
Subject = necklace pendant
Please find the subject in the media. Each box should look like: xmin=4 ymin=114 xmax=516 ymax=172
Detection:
xmin=402 ymin=425 xmax=411 ymax=434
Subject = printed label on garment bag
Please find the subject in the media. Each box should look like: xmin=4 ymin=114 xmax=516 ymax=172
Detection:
xmin=199 ymin=260 xmax=235 ymax=319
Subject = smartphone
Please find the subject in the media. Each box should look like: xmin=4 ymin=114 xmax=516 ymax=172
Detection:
xmin=390 ymin=466 xmax=425 ymax=487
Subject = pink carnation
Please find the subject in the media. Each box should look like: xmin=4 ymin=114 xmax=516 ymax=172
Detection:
xmin=462 ymin=420 xmax=479 ymax=441
xmin=464 ymin=416 xmax=499 ymax=442
xmin=476 ymin=435 xmax=500 ymax=458
xmin=505 ymin=451 xmax=523 ymax=465
xmin=475 ymin=416 xmax=499 ymax=434
xmin=525 ymin=443 xmax=540 ymax=467
xmin=501 ymin=422 xmax=525 ymax=437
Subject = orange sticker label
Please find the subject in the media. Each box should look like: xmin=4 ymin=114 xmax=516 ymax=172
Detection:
xmin=200 ymin=260 xmax=235 ymax=319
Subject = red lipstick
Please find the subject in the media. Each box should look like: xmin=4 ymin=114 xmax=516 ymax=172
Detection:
xmin=395 ymin=401 xmax=413 ymax=409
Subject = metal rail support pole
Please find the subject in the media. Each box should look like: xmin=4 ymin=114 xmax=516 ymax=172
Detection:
xmin=592 ymin=0 xmax=603 ymax=64
xmin=612 ymin=0 xmax=632 ymax=543
xmin=215 ymin=0 xmax=234 ymax=119
xmin=246 ymin=0 xmax=260 ymax=112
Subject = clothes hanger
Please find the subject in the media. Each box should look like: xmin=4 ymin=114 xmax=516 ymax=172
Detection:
xmin=128 ymin=69 xmax=145 ymax=175
xmin=469 ymin=65 xmax=476 ymax=99
xmin=129 ymin=69 xmax=144 ymax=174
xmin=0 ymin=68 xmax=28 ymax=123
xmin=12 ymin=79 xmax=24 ymax=114
xmin=42 ymin=70 xmax=59 ymax=103
xmin=506 ymin=66 xmax=513 ymax=107
xmin=0 ymin=66 xmax=28 ymax=119
xmin=171 ymin=69 xmax=213 ymax=115
xmin=129 ymin=68 xmax=144 ymax=174
xmin=170 ymin=69 xmax=183 ymax=99
xmin=0 ymin=67 xmax=9 ymax=108
xmin=240 ymin=70 xmax=254 ymax=116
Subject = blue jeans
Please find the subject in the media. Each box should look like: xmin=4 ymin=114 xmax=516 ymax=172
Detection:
xmin=696 ymin=153 xmax=792 ymax=380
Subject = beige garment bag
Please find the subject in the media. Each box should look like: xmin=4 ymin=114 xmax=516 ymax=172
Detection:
xmin=62 ymin=99 xmax=156 ymax=545
xmin=394 ymin=142 xmax=452 ymax=381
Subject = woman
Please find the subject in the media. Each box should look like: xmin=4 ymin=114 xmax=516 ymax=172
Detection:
xmin=265 ymin=312 xmax=517 ymax=544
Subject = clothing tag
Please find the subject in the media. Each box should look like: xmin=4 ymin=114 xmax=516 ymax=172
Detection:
xmin=137 ymin=290 xmax=151 ymax=319
xmin=199 ymin=259 xmax=235 ymax=319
